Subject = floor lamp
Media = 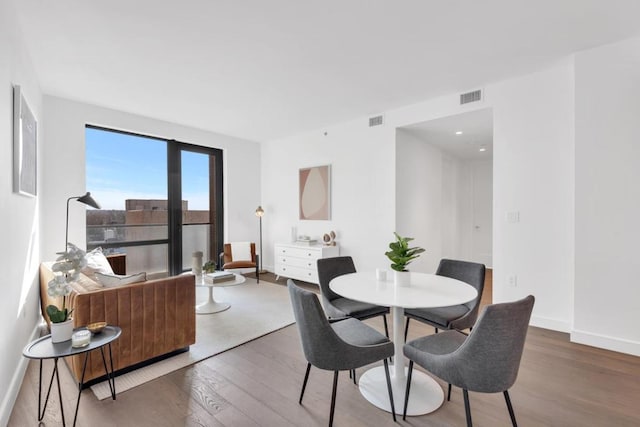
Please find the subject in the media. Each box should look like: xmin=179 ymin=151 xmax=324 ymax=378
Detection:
xmin=255 ymin=205 xmax=265 ymax=273
xmin=65 ymin=192 xmax=101 ymax=251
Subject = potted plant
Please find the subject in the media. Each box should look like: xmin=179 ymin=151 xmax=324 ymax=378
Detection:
xmin=203 ymin=260 xmax=217 ymax=274
xmin=385 ymin=232 xmax=425 ymax=286
xmin=47 ymin=243 xmax=87 ymax=342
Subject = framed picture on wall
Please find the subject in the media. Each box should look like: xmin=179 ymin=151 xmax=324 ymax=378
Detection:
xmin=13 ymin=85 xmax=37 ymax=197
xmin=299 ymin=164 xmax=331 ymax=220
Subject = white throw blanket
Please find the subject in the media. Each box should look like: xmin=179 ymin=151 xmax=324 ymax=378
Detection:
xmin=231 ymin=242 xmax=252 ymax=261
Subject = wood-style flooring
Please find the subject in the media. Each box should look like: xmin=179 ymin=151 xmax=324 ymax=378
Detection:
xmin=9 ymin=270 xmax=640 ymax=426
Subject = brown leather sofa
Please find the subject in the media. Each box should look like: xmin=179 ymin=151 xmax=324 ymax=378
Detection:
xmin=39 ymin=262 xmax=196 ymax=384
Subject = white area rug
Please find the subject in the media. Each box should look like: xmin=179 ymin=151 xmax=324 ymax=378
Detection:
xmin=91 ymin=279 xmax=294 ymax=400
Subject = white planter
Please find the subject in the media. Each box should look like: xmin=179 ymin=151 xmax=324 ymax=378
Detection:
xmin=394 ymin=270 xmax=411 ymax=287
xmin=50 ymin=318 xmax=74 ymax=343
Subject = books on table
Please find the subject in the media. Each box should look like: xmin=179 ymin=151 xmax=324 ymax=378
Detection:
xmin=205 ymin=271 xmax=236 ymax=284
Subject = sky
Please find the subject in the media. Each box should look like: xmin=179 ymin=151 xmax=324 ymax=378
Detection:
xmin=85 ymin=127 xmax=210 ymax=210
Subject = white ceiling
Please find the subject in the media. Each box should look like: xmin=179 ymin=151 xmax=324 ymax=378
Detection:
xmin=12 ymin=0 xmax=640 ymax=142
xmin=402 ymin=109 xmax=493 ymax=161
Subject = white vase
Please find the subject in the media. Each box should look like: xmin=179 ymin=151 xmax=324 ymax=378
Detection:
xmin=50 ymin=318 xmax=74 ymax=343
xmin=192 ymin=251 xmax=203 ymax=277
xmin=394 ymin=270 xmax=411 ymax=287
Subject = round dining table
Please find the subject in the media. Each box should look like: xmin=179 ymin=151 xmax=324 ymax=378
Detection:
xmin=330 ymin=271 xmax=477 ymax=416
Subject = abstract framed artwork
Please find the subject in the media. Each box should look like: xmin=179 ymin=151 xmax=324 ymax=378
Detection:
xmin=299 ymin=165 xmax=331 ymax=220
xmin=13 ymin=85 xmax=37 ymax=197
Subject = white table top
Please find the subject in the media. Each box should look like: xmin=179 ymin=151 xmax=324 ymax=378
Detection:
xmin=329 ymin=271 xmax=477 ymax=309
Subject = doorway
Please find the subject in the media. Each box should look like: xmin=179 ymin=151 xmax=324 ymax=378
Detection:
xmin=395 ymin=108 xmax=493 ymax=271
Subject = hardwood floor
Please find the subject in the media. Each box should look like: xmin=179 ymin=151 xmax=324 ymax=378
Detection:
xmin=9 ymin=272 xmax=640 ymax=426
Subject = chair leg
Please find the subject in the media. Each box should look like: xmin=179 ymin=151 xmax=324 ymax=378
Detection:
xmin=447 ymin=383 xmax=452 ymax=401
xmin=383 ymin=359 xmax=396 ymax=422
xmin=504 ymin=390 xmax=518 ymax=427
xmin=403 ymin=360 xmax=414 ymax=420
xmin=463 ymin=389 xmax=472 ymax=427
xmin=404 ymin=317 xmax=410 ymax=341
xmin=329 ymin=371 xmax=339 ymax=427
xmin=435 ymin=327 xmax=439 ymax=334
xmin=352 ymin=369 xmax=356 ymax=384
xmin=382 ymin=314 xmax=389 ymax=338
xmin=299 ymin=363 xmax=311 ymax=404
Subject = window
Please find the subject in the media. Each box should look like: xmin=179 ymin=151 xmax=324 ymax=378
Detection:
xmin=85 ymin=126 xmax=223 ymax=277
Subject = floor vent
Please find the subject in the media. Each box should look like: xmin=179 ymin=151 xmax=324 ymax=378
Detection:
xmin=460 ymin=89 xmax=482 ymax=105
xmin=369 ymin=115 xmax=384 ymax=127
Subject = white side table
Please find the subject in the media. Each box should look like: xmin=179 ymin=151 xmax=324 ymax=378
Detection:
xmin=193 ymin=273 xmax=246 ymax=314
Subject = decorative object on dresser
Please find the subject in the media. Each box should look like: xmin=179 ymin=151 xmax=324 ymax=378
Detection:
xmin=274 ymin=242 xmax=339 ymax=284
xmin=323 ymin=230 xmax=337 ymax=246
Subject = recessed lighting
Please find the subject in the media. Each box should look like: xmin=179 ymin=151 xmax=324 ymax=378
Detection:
xmin=479 ymin=146 xmax=487 ymax=152
xmin=455 ymin=131 xmax=463 ymax=135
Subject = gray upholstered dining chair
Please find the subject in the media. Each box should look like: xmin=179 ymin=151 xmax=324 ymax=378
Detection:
xmin=317 ymin=256 xmax=390 ymax=337
xmin=402 ymin=295 xmax=535 ymax=426
xmin=404 ymin=258 xmax=485 ymax=339
xmin=287 ymin=280 xmax=396 ymax=427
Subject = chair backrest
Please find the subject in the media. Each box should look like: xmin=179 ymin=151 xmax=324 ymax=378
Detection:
xmin=222 ymin=242 xmax=257 ymax=264
xmin=436 ymin=258 xmax=485 ymax=310
xmin=287 ymin=280 xmax=351 ymax=370
xmin=317 ymin=256 xmax=356 ymax=302
xmin=454 ymin=295 xmax=535 ymax=393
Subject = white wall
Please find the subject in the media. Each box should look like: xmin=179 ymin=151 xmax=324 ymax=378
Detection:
xmin=489 ymin=61 xmax=576 ymax=332
xmin=0 ymin=1 xmax=44 ymax=423
xmin=262 ymin=120 xmax=397 ymax=272
xmin=41 ymin=96 xmax=262 ymax=262
xmin=573 ymin=37 xmax=640 ymax=356
xmin=263 ymin=60 xmax=575 ymax=337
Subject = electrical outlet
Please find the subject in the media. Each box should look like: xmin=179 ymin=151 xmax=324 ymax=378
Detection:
xmin=508 ymin=275 xmax=518 ymax=287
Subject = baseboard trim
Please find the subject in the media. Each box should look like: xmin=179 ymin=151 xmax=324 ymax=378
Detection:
xmin=571 ymin=329 xmax=640 ymax=357
xmin=0 ymin=324 xmax=41 ymax=427
xmin=530 ymin=315 xmax=571 ymax=333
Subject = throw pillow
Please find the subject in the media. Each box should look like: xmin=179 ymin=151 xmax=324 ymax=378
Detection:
xmin=95 ymin=272 xmax=147 ymax=288
xmin=82 ymin=247 xmax=115 ymax=280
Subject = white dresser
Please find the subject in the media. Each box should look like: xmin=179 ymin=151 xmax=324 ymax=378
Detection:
xmin=274 ymin=243 xmax=340 ymax=284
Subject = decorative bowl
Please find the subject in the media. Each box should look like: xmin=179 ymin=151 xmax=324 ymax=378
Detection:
xmin=86 ymin=321 xmax=107 ymax=334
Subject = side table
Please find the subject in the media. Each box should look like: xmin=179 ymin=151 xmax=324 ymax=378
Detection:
xmin=23 ymin=325 xmax=121 ymax=427
xmin=195 ymin=273 xmax=246 ymax=314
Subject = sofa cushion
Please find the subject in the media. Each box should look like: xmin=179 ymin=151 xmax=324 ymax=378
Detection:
xmin=95 ymin=271 xmax=147 ymax=287
xmin=82 ymin=247 xmax=114 ymax=280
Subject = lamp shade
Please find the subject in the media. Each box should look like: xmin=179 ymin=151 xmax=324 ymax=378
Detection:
xmin=76 ymin=192 xmax=101 ymax=209
xmin=255 ymin=205 xmax=264 ymax=217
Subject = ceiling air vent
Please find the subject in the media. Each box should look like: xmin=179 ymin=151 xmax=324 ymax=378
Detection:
xmin=460 ymin=89 xmax=482 ymax=105
xmin=369 ymin=115 xmax=384 ymax=127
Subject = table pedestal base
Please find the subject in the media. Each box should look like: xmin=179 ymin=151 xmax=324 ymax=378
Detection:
xmin=196 ymin=286 xmax=230 ymax=314
xmin=358 ymin=365 xmax=444 ymax=416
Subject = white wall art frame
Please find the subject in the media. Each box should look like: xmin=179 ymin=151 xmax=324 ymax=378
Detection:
xmin=299 ymin=164 xmax=331 ymax=220
xmin=13 ymin=85 xmax=37 ymax=197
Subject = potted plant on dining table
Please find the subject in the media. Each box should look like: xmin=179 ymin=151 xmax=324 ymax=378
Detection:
xmin=385 ymin=232 xmax=425 ymax=286
xmin=47 ymin=243 xmax=87 ymax=342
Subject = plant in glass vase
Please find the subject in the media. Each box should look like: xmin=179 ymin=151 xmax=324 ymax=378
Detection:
xmin=47 ymin=243 xmax=86 ymax=341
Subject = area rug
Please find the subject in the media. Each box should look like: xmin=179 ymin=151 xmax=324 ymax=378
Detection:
xmin=91 ymin=278 xmax=294 ymax=400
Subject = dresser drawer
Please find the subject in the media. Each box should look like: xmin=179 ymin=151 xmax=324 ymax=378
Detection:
xmin=276 ymin=255 xmax=315 ymax=270
xmin=275 ymin=245 xmax=321 ymax=260
xmin=275 ymin=264 xmax=319 ymax=283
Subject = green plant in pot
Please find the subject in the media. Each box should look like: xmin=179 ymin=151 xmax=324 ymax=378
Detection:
xmin=203 ymin=260 xmax=217 ymax=273
xmin=385 ymin=232 xmax=425 ymax=285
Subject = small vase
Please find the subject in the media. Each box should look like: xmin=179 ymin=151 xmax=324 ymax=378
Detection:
xmin=50 ymin=318 xmax=74 ymax=343
xmin=394 ymin=270 xmax=411 ymax=287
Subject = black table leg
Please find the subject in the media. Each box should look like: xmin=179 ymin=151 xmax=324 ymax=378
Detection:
xmin=72 ymin=351 xmax=90 ymax=427
xmin=99 ymin=345 xmax=117 ymax=399
xmin=37 ymin=358 xmax=66 ymax=426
